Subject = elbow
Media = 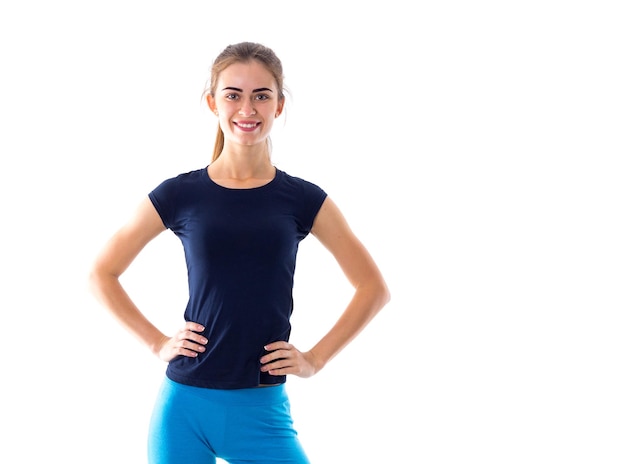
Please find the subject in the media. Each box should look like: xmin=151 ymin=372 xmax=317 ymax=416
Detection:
xmin=367 ymin=278 xmax=390 ymax=311
xmin=358 ymin=275 xmax=391 ymax=312
xmin=87 ymin=263 xmax=103 ymax=298
xmin=379 ymin=281 xmax=391 ymax=308
xmin=87 ymin=260 xmax=113 ymax=300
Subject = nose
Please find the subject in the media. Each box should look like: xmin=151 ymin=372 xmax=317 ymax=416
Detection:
xmin=238 ymin=99 xmax=256 ymax=117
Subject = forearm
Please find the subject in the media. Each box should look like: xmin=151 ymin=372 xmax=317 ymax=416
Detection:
xmin=308 ymin=281 xmax=390 ymax=372
xmin=89 ymin=272 xmax=166 ymax=356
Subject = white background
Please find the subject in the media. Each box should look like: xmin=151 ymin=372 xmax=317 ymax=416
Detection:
xmin=1 ymin=1 xmax=625 ymax=463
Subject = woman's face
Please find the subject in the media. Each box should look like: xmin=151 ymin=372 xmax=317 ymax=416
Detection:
xmin=209 ymin=60 xmax=284 ymax=148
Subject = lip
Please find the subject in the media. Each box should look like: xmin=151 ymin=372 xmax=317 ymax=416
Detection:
xmin=234 ymin=121 xmax=261 ymax=132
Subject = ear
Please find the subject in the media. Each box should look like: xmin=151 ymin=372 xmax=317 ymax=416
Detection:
xmin=206 ymin=94 xmax=217 ymax=114
xmin=275 ymin=98 xmax=285 ymax=118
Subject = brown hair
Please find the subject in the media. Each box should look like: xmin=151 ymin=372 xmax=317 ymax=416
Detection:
xmin=204 ymin=42 xmax=286 ymax=162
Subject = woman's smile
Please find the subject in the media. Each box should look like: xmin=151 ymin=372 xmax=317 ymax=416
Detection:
xmin=234 ymin=121 xmax=261 ymax=131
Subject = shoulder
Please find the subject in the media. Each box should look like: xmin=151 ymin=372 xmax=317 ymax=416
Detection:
xmin=149 ymin=167 xmax=208 ymax=211
xmin=275 ymin=169 xmax=328 ymax=228
xmin=277 ymin=169 xmax=326 ymax=196
xmin=148 ymin=167 xmax=208 ymax=228
xmin=151 ymin=167 xmax=207 ymax=193
xmin=164 ymin=167 xmax=207 ymax=185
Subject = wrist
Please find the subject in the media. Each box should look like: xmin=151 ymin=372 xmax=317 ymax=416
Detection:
xmin=149 ymin=334 xmax=168 ymax=358
xmin=307 ymin=349 xmax=327 ymax=374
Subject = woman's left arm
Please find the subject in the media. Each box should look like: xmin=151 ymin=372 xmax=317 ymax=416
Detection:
xmin=261 ymin=196 xmax=391 ymax=377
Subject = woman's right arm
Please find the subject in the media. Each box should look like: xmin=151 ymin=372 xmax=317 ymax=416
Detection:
xmin=88 ymin=196 xmax=207 ymax=360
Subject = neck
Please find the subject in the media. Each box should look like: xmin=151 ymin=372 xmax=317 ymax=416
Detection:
xmin=209 ymin=150 xmax=274 ymax=181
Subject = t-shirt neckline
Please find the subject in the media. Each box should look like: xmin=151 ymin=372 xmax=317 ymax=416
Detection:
xmin=204 ymin=165 xmax=281 ymax=191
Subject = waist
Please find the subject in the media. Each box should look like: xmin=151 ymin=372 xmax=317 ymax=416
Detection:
xmin=162 ymin=376 xmax=289 ymax=405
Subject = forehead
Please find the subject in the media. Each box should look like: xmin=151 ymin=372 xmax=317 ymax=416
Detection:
xmin=217 ymin=60 xmax=277 ymax=91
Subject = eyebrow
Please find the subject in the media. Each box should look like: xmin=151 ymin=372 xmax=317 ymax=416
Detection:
xmin=221 ymin=86 xmax=273 ymax=93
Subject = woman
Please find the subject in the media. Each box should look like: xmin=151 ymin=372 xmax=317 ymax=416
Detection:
xmin=89 ymin=41 xmax=390 ymax=464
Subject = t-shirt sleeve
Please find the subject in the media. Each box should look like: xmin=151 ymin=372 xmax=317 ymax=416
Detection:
xmin=297 ymin=180 xmax=328 ymax=235
xmin=148 ymin=176 xmax=180 ymax=230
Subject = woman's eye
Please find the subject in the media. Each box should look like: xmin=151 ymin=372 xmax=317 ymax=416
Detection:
xmin=255 ymin=94 xmax=269 ymax=101
xmin=225 ymin=93 xmax=239 ymax=100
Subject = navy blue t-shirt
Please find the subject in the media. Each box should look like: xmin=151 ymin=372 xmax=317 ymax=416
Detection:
xmin=148 ymin=166 xmax=327 ymax=389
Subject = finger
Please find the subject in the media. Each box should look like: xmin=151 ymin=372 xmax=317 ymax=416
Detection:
xmin=260 ymin=349 xmax=295 ymax=370
xmin=171 ymin=339 xmax=206 ymax=358
xmin=260 ymin=348 xmax=289 ymax=365
xmin=184 ymin=321 xmax=205 ymax=333
xmin=261 ymin=358 xmax=290 ymax=373
xmin=267 ymin=359 xmax=300 ymax=375
xmin=264 ymin=341 xmax=291 ymax=352
xmin=180 ymin=339 xmax=206 ymax=353
xmin=186 ymin=331 xmax=209 ymax=345
xmin=177 ymin=328 xmax=208 ymax=346
xmin=177 ymin=347 xmax=204 ymax=358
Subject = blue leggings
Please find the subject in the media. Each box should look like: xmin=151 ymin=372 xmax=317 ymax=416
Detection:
xmin=148 ymin=377 xmax=310 ymax=464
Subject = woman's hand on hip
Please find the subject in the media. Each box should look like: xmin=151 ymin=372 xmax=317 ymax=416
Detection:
xmin=157 ymin=321 xmax=208 ymax=362
xmin=260 ymin=341 xmax=320 ymax=378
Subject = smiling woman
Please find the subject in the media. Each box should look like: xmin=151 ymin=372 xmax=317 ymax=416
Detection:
xmin=2 ymin=1 xmax=624 ymax=462
xmin=203 ymin=42 xmax=286 ymax=165
xmin=88 ymin=41 xmax=390 ymax=464
xmin=207 ymin=61 xmax=283 ymax=154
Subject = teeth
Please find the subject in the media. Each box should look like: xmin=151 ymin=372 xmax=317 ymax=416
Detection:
xmin=239 ymin=123 xmax=256 ymax=128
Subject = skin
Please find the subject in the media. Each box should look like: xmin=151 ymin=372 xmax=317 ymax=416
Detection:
xmin=89 ymin=59 xmax=390 ymax=381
